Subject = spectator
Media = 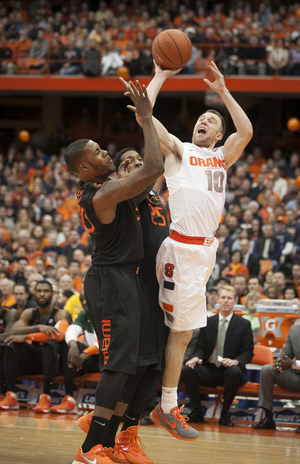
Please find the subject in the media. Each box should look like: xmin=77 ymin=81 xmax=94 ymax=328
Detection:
xmin=265 ymin=283 xmax=281 ymax=299
xmin=253 ymin=224 xmax=281 ymax=271
xmin=49 ymin=37 xmax=62 ymax=73
xmin=243 ymin=291 xmax=261 ymax=342
xmin=240 ymin=238 xmax=260 ymax=277
xmin=217 ymin=223 xmax=234 ymax=254
xmin=61 ymin=229 xmax=87 ymax=264
xmin=237 ymin=34 xmax=267 ymax=76
xmin=60 ymin=35 xmax=82 ymax=76
xmin=285 ymin=37 xmax=300 ymax=76
xmin=227 ymin=250 xmax=250 ymax=278
xmin=15 ymin=28 xmax=32 ymax=58
xmin=206 ymin=286 xmax=219 ymax=317
xmin=275 ymin=216 xmax=294 ymax=269
xmin=82 ymin=39 xmax=101 ymax=77
xmin=135 ymin=37 xmax=154 ymax=75
xmin=101 ymin=40 xmax=123 ymax=76
xmin=286 ymin=190 xmax=300 ymax=216
xmin=271 ymin=271 xmax=286 ymax=296
xmin=29 ymin=28 xmax=48 ymax=72
xmin=284 ymin=285 xmax=300 ymax=304
xmin=272 ymin=167 xmax=288 ymax=200
xmin=52 ymin=290 xmax=99 ymax=414
xmin=181 ymin=286 xmax=253 ymax=426
xmin=232 ymin=273 xmax=248 ymax=304
xmin=0 ymin=279 xmax=16 ymax=307
xmin=0 ymin=280 xmax=71 ymax=412
xmin=267 ymin=38 xmax=288 ymax=75
xmin=10 ymin=283 xmax=35 ymax=314
xmin=0 ymin=35 xmax=16 ymax=75
xmin=11 ymin=257 xmax=29 ymax=286
xmin=253 ymin=324 xmax=300 ymax=432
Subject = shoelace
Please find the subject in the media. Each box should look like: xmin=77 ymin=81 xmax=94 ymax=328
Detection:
xmin=172 ymin=405 xmax=190 ymax=430
xmin=130 ymin=431 xmax=147 ymax=454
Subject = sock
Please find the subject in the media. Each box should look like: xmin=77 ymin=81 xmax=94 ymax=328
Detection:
xmin=103 ymin=415 xmax=122 ymax=448
xmin=264 ymin=409 xmax=273 ymax=420
xmin=82 ymin=416 xmax=110 ymax=453
xmin=161 ymin=386 xmax=178 ymax=413
xmin=122 ymin=412 xmax=139 ymax=430
xmin=43 ymin=381 xmax=53 ymax=396
xmin=64 ymin=381 xmax=75 ymax=397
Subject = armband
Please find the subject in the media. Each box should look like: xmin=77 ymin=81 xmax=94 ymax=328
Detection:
xmin=83 ymin=345 xmax=99 ymax=356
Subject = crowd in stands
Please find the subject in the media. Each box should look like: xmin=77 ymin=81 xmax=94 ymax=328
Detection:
xmin=1 ymin=1 xmax=300 ymax=76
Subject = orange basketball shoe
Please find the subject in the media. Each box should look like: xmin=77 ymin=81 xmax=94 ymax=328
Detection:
xmin=77 ymin=411 xmax=93 ymax=433
xmin=114 ymin=426 xmax=153 ymax=464
xmin=105 ymin=447 xmax=130 ymax=463
xmin=34 ymin=393 xmax=51 ymax=413
xmin=150 ymin=403 xmax=199 ymax=441
xmin=73 ymin=445 xmax=114 ymax=464
xmin=50 ymin=395 xmax=77 ymax=414
xmin=0 ymin=391 xmax=19 ymax=410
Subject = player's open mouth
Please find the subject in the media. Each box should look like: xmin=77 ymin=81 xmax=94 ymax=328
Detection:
xmin=198 ymin=128 xmax=206 ymax=135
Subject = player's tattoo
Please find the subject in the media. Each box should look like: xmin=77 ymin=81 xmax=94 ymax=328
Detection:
xmin=101 ymin=180 xmax=122 ymax=198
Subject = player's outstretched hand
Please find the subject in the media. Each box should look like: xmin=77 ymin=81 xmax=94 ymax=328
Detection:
xmin=153 ymin=60 xmax=182 ymax=78
xmin=203 ymin=61 xmax=226 ymax=95
xmin=120 ymin=78 xmax=152 ymax=117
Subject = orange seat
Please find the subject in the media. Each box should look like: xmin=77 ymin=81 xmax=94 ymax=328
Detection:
xmin=259 ymin=259 xmax=272 ymax=275
xmin=251 ymin=344 xmax=274 ymax=365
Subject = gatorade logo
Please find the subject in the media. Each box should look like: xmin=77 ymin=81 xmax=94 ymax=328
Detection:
xmin=259 ymin=316 xmax=285 ymax=338
xmin=264 ymin=318 xmax=278 ymax=332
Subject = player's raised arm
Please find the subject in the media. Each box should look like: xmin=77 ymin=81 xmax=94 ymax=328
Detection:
xmin=121 ymin=62 xmax=184 ymax=160
xmin=204 ymin=61 xmax=253 ymax=169
xmin=91 ymin=80 xmax=164 ymax=223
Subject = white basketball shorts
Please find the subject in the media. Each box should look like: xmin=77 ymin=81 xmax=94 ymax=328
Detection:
xmin=156 ymin=234 xmax=218 ymax=331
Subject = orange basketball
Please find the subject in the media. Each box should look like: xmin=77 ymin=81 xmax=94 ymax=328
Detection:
xmin=297 ymin=8 xmax=300 ymax=18
xmin=117 ymin=66 xmax=129 ymax=79
xmin=152 ymin=29 xmax=192 ymax=69
xmin=295 ymin=176 xmax=300 ymax=188
xmin=19 ymin=130 xmax=30 ymax=142
xmin=287 ymin=117 xmax=300 ymax=132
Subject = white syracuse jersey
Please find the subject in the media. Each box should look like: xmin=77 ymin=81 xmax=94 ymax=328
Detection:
xmin=165 ymin=142 xmax=227 ymax=237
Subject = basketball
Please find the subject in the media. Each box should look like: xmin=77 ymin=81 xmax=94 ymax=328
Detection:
xmin=19 ymin=130 xmax=30 ymax=142
xmin=152 ymin=29 xmax=192 ymax=69
xmin=297 ymin=8 xmax=300 ymax=18
xmin=287 ymin=117 xmax=300 ymax=132
xmin=117 ymin=66 xmax=129 ymax=79
xmin=296 ymin=175 xmax=300 ymax=188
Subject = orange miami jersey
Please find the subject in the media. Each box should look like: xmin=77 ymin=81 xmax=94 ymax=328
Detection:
xmin=166 ymin=142 xmax=227 ymax=237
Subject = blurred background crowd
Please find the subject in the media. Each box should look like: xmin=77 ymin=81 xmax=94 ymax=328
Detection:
xmin=1 ymin=0 xmax=300 ymax=76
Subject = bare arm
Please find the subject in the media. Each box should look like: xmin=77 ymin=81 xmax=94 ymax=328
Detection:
xmin=204 ymin=61 xmax=253 ymax=169
xmin=0 ymin=310 xmax=19 ymax=342
xmin=10 ymin=309 xmax=35 ymax=335
xmin=121 ymin=63 xmax=184 ymax=163
xmin=92 ymin=81 xmax=164 ymax=224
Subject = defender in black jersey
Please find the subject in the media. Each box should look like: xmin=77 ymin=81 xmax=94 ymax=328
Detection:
xmin=0 ymin=281 xmax=71 ymax=412
xmin=0 ymin=289 xmax=19 ymax=397
xmin=64 ymin=80 xmax=164 ymax=458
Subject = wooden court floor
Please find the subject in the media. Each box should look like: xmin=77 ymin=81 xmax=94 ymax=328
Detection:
xmin=0 ymin=410 xmax=300 ymax=464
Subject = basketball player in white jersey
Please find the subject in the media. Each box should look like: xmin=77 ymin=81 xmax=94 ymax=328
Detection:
xmin=121 ymin=61 xmax=253 ymax=440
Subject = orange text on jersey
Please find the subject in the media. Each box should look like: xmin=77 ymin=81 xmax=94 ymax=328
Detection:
xmin=190 ymin=156 xmax=226 ymax=169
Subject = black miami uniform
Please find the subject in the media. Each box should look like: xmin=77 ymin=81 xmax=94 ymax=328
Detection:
xmin=76 ymin=180 xmax=157 ymax=375
xmin=3 ymin=305 xmax=74 ymax=394
xmin=139 ymin=190 xmax=169 ymax=372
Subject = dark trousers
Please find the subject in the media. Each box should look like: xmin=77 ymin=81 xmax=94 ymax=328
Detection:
xmin=181 ymin=363 xmax=247 ymax=414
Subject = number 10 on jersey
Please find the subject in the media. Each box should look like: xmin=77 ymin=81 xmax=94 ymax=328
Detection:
xmin=205 ymin=170 xmax=225 ymax=193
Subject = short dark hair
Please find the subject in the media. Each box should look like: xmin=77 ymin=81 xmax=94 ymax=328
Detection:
xmin=113 ymin=147 xmax=138 ymax=170
xmin=64 ymin=139 xmax=90 ymax=173
xmin=206 ymin=109 xmax=226 ymax=135
xmin=35 ymin=280 xmax=53 ymax=293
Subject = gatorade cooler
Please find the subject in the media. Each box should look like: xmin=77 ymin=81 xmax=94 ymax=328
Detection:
xmin=254 ymin=300 xmax=300 ymax=348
